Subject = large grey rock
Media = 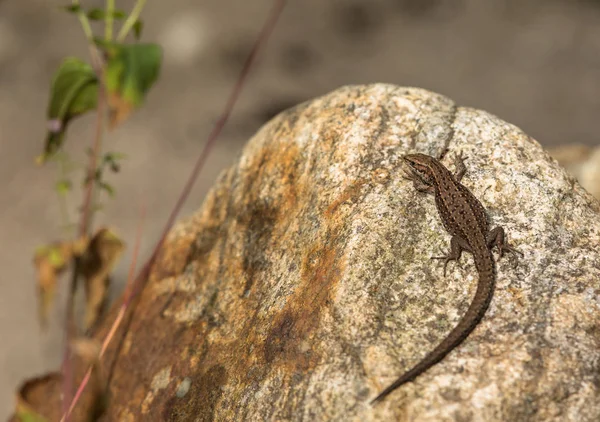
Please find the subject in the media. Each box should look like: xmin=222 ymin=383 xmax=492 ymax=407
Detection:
xmin=32 ymin=85 xmax=600 ymax=421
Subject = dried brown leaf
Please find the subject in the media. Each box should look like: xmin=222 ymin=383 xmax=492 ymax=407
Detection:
xmin=70 ymin=338 xmax=102 ymax=365
xmin=14 ymin=373 xmax=62 ymax=421
xmin=80 ymin=228 xmax=125 ymax=332
xmin=33 ymin=243 xmax=73 ymax=327
xmin=107 ymin=92 xmax=133 ymax=129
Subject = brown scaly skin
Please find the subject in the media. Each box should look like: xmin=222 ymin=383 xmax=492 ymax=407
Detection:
xmin=371 ymin=153 xmax=522 ymax=405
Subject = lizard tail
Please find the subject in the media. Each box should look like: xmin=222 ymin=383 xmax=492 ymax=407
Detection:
xmin=371 ymin=262 xmax=495 ymax=405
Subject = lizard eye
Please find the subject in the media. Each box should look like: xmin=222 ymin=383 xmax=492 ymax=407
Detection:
xmin=411 ymin=164 xmax=429 ymax=176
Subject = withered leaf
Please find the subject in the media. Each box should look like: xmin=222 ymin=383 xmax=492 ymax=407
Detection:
xmin=71 ymin=337 xmax=102 ymax=364
xmin=33 ymin=239 xmax=87 ymax=327
xmin=80 ymin=228 xmax=125 ymax=332
xmin=13 ymin=373 xmax=62 ymax=422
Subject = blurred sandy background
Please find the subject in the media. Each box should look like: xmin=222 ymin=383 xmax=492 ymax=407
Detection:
xmin=2 ymin=0 xmax=600 ymax=417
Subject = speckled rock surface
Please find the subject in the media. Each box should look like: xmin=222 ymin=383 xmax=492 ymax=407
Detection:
xmin=42 ymin=85 xmax=600 ymax=421
xmin=549 ymin=144 xmax=600 ymax=200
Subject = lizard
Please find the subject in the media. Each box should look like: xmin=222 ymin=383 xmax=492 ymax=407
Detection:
xmin=371 ymin=152 xmax=522 ymax=405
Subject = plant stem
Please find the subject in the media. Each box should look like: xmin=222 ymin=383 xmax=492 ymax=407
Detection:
xmin=56 ymin=154 xmax=73 ymax=232
xmin=57 ymin=192 xmax=71 ymax=230
xmin=61 ymin=60 xmax=107 ymax=422
xmin=106 ymin=0 xmax=115 ymax=41
xmin=59 ymin=2 xmax=108 ymax=420
xmin=79 ymin=89 xmax=105 ymax=235
xmin=117 ymin=0 xmax=147 ymax=42
xmin=60 ymin=0 xmax=286 ymax=417
xmin=71 ymin=0 xmax=94 ymax=42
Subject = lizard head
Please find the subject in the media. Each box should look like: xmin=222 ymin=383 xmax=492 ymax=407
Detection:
xmin=403 ymin=153 xmax=436 ymax=185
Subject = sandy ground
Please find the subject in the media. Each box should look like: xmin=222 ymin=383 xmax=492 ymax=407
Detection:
xmin=1 ymin=0 xmax=600 ymax=417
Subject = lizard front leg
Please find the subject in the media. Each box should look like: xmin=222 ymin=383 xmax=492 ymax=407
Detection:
xmin=431 ymin=235 xmax=472 ymax=276
xmin=402 ymin=169 xmax=435 ymax=194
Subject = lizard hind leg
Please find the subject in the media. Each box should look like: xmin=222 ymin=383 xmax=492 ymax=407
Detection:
xmin=431 ymin=235 xmax=472 ymax=276
xmin=487 ymin=226 xmax=523 ymax=259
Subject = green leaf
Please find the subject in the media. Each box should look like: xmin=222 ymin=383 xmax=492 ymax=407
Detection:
xmin=47 ymin=246 xmax=66 ymax=267
xmin=99 ymin=182 xmax=115 ymax=197
xmin=55 ymin=179 xmax=72 ymax=195
xmin=16 ymin=408 xmax=48 ymax=422
xmin=61 ymin=4 xmax=81 ymax=14
xmin=87 ymin=8 xmax=126 ymax=21
xmin=101 ymin=43 xmax=162 ymax=127
xmin=133 ymin=20 xmax=144 ymax=40
xmin=92 ymin=37 xmax=111 ymax=49
xmin=103 ymin=151 xmax=126 ymax=172
xmin=103 ymin=151 xmax=127 ymax=162
xmin=39 ymin=57 xmax=98 ymax=164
